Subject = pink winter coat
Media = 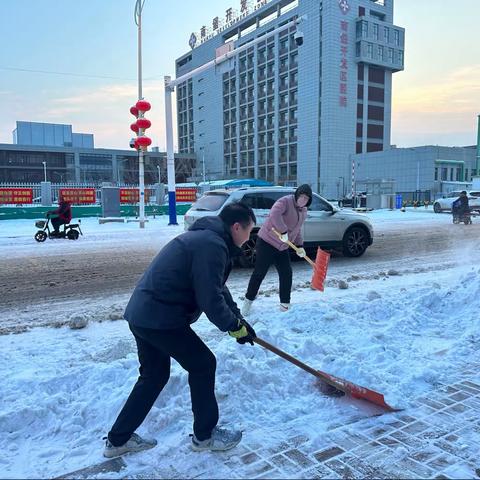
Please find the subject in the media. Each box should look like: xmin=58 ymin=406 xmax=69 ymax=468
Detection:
xmin=258 ymin=195 xmax=307 ymax=251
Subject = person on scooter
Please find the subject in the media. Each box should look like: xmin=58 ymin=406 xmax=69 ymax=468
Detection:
xmin=452 ymin=191 xmax=469 ymax=221
xmin=47 ymin=197 xmax=72 ymax=236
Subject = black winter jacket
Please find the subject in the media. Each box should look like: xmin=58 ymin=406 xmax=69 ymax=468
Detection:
xmin=124 ymin=216 xmax=242 ymax=331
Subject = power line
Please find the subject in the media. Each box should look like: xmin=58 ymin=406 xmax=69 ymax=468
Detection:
xmin=0 ymin=66 xmax=136 ymax=81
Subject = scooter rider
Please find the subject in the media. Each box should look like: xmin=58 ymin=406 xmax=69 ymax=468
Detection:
xmin=47 ymin=197 xmax=72 ymax=236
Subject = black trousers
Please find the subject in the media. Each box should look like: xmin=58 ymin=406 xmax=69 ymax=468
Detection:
xmin=108 ymin=324 xmax=218 ymax=446
xmin=51 ymin=217 xmax=66 ymax=233
xmin=245 ymin=237 xmax=292 ymax=304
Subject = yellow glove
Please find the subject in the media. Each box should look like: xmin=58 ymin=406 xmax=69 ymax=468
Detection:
xmin=228 ymin=318 xmax=256 ymax=345
xmin=296 ymin=247 xmax=306 ymax=258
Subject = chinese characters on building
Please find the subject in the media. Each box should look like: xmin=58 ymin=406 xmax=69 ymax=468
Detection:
xmin=196 ymin=0 xmax=271 ymax=45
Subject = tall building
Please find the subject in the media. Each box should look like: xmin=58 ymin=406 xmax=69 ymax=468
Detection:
xmin=175 ymin=0 xmax=404 ymax=197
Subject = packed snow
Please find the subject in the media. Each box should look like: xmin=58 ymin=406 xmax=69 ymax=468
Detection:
xmin=1 ymin=208 xmax=479 ymax=478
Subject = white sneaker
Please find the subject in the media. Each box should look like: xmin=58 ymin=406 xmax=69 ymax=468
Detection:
xmin=103 ymin=433 xmax=157 ymax=458
xmin=242 ymin=298 xmax=253 ymax=316
xmin=279 ymin=303 xmax=290 ymax=312
xmin=191 ymin=426 xmax=242 ymax=452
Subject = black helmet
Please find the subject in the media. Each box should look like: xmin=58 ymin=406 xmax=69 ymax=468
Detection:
xmin=461 ymin=190 xmax=467 ymax=195
xmin=295 ymin=184 xmax=312 ymax=207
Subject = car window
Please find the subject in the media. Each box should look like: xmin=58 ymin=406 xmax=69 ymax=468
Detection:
xmin=448 ymin=191 xmax=461 ymax=198
xmin=257 ymin=191 xmax=291 ymax=209
xmin=309 ymin=194 xmax=332 ymax=212
xmin=190 ymin=193 xmax=229 ymax=211
xmin=469 ymin=191 xmax=480 ymax=197
xmin=241 ymin=193 xmax=258 ymax=209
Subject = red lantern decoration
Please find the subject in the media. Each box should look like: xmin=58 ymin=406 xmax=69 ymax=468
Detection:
xmin=136 ymin=118 xmax=151 ymax=130
xmin=136 ymin=136 xmax=152 ymax=148
xmin=130 ymin=106 xmax=139 ymax=117
xmin=136 ymin=100 xmax=151 ymax=112
xmin=130 ymin=122 xmax=139 ymax=133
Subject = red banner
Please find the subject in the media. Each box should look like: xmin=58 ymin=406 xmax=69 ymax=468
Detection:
xmin=119 ymin=188 xmax=150 ymax=204
xmin=59 ymin=188 xmax=96 ymax=204
xmin=0 ymin=188 xmax=33 ymax=204
xmin=176 ymin=187 xmax=197 ymax=202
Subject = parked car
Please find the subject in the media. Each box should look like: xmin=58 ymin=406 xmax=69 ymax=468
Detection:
xmin=433 ymin=190 xmax=480 ymax=213
xmin=184 ymin=187 xmax=374 ymax=267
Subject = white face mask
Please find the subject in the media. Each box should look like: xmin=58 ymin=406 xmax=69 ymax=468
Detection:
xmin=296 ymin=194 xmax=309 ymax=208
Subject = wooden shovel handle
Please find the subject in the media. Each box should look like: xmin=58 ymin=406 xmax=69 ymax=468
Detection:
xmin=253 ymin=337 xmax=341 ymax=390
xmin=271 ymin=227 xmax=316 ymax=268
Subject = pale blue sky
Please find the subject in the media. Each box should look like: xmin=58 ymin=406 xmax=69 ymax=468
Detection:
xmin=0 ymin=0 xmax=479 ymax=149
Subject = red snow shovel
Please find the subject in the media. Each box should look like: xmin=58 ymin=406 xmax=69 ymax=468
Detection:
xmin=254 ymin=336 xmax=398 ymax=412
xmin=272 ymin=228 xmax=330 ymax=291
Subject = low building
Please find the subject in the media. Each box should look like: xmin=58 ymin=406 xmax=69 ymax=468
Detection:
xmin=352 ymin=145 xmax=478 ymax=199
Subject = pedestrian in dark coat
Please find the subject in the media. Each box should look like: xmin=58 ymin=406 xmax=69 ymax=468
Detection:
xmin=243 ymin=184 xmax=312 ymax=314
xmin=104 ymin=202 xmax=257 ymax=458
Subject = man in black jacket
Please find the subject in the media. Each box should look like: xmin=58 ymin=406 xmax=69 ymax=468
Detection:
xmin=104 ymin=202 xmax=257 ymax=458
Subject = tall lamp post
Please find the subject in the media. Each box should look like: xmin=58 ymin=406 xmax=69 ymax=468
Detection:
xmin=157 ymin=164 xmax=161 ymax=184
xmin=42 ymin=161 xmax=47 ymax=182
xmin=164 ymin=16 xmax=305 ymax=226
xmin=134 ymin=0 xmax=147 ymax=228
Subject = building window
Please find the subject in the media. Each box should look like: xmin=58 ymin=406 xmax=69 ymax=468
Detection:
xmin=357 ymin=123 xmax=363 ymax=137
xmin=377 ymin=45 xmax=384 ymax=60
xmin=367 ymin=142 xmax=383 ymax=152
xmin=367 ymin=124 xmax=383 ymax=139
xmin=356 ymin=142 xmax=363 ymax=153
xmin=361 ymin=21 xmax=368 ymax=38
xmin=384 ymin=26 xmax=389 ymax=43
xmin=368 ymin=105 xmax=384 ymax=121
xmin=434 ymin=167 xmax=438 ymax=181
xmin=357 ymin=103 xmax=363 ymax=118
xmin=388 ymin=48 xmax=394 ymax=63
xmin=398 ymin=50 xmax=404 ymax=66
xmin=373 ymin=23 xmax=379 ymax=40
xmin=369 ymin=66 xmax=385 ymax=84
xmin=441 ymin=167 xmax=447 ymax=181
xmin=368 ymin=86 xmax=384 ymax=102
xmin=357 ymin=64 xmax=364 ymax=81
xmin=465 ymin=168 xmax=469 ymax=181
xmin=367 ymin=43 xmax=373 ymax=58
xmin=394 ymin=29 xmax=400 ymax=46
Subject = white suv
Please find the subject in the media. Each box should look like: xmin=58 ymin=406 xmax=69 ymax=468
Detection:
xmin=184 ymin=187 xmax=374 ymax=267
xmin=433 ymin=190 xmax=480 ymax=213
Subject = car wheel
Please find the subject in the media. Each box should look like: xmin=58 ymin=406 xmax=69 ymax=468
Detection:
xmin=342 ymin=226 xmax=369 ymax=257
xmin=238 ymin=233 xmax=257 ymax=268
xmin=433 ymin=202 xmax=442 ymax=213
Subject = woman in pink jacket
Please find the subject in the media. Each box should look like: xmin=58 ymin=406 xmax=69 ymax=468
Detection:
xmin=242 ymin=184 xmax=312 ymax=314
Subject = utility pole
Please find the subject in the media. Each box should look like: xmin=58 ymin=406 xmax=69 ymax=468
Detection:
xmin=135 ymin=0 xmax=146 ymax=228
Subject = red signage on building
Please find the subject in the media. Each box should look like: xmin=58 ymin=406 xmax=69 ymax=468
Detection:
xmin=119 ymin=188 xmax=151 ymax=204
xmin=0 ymin=188 xmax=33 ymax=204
xmin=59 ymin=188 xmax=96 ymax=204
xmin=176 ymin=188 xmax=197 ymax=202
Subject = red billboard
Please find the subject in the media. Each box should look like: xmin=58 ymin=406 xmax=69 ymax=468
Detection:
xmin=59 ymin=188 xmax=96 ymax=204
xmin=0 ymin=188 xmax=33 ymax=204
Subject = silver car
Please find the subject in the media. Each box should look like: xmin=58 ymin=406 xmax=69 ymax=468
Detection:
xmin=184 ymin=187 xmax=374 ymax=267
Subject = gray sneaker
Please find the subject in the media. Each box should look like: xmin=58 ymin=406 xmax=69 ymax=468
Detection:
xmin=103 ymin=433 xmax=157 ymax=458
xmin=191 ymin=426 xmax=242 ymax=452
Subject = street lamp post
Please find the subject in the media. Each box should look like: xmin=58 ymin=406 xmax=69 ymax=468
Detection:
xmin=42 ymin=161 xmax=47 ymax=182
xmin=164 ymin=16 xmax=305 ymax=226
xmin=135 ymin=0 xmax=146 ymax=228
xmin=157 ymin=164 xmax=161 ymax=184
